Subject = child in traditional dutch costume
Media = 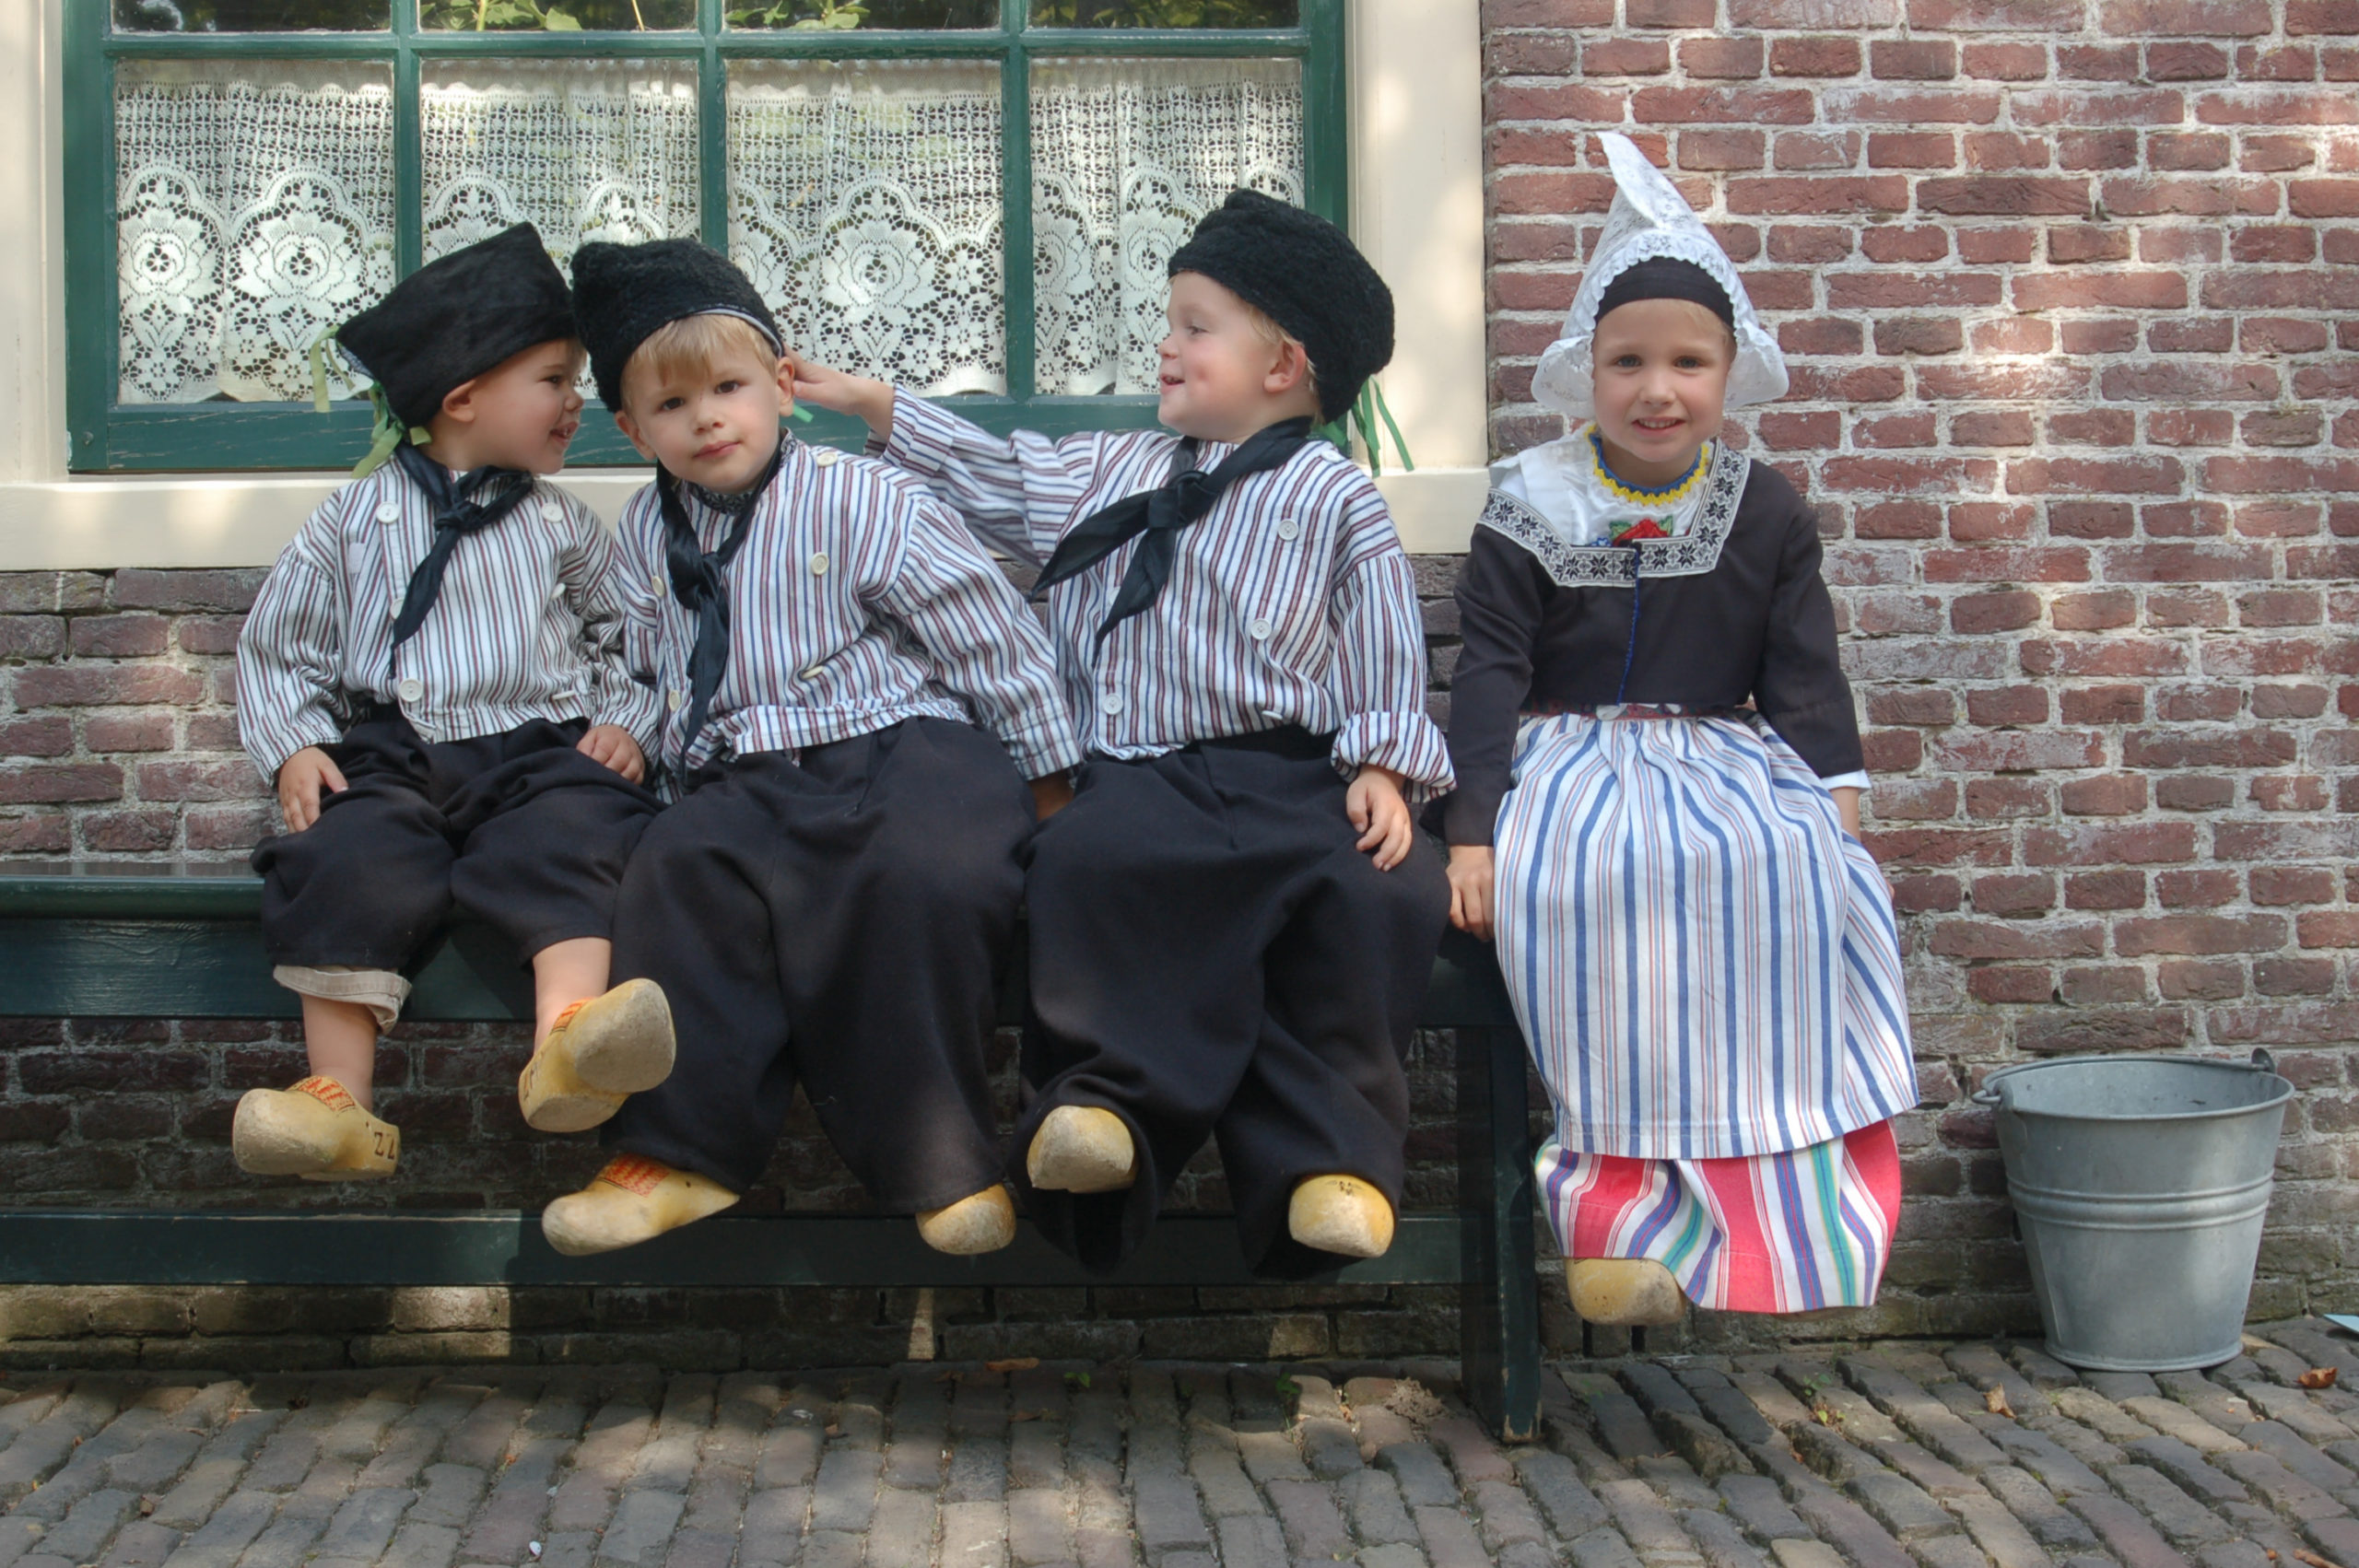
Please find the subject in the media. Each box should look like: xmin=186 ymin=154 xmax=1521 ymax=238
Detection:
xmin=537 ymin=240 xmax=1085 ymax=1259
xmin=234 ymin=224 xmax=676 ymax=1182
xmin=1441 ymin=136 xmax=1917 ymax=1325
xmin=795 ymin=192 xmax=1454 ymax=1279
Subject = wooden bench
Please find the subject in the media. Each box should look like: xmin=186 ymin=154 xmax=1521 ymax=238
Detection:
xmin=0 ymin=863 xmax=1543 ymax=1438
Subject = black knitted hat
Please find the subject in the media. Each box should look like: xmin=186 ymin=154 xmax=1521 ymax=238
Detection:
xmin=571 ymin=239 xmax=785 ymax=412
xmin=1167 ymin=190 xmax=1393 ymax=426
xmin=336 ymin=223 xmax=577 ymax=429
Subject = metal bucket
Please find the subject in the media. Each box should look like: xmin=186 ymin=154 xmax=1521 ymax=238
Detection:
xmin=1976 ymin=1051 xmax=2294 ymax=1373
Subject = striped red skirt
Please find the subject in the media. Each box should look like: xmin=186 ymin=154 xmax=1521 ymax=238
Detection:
xmin=1537 ymin=1120 xmax=1902 ymax=1313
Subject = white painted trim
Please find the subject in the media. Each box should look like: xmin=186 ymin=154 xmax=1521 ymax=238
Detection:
xmin=0 ymin=0 xmax=1487 ymax=568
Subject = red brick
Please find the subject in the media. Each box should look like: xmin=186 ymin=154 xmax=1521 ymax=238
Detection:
xmin=2249 ymin=681 xmax=2330 ymax=715
xmin=2065 ymin=870 xmax=2150 ymax=910
xmin=2146 ymin=42 xmax=2234 ymax=78
xmin=0 ymin=718 xmax=74 ymax=758
xmin=2058 ymin=43 xmax=2142 ymax=79
xmin=0 ymin=764 xmax=124 ymax=804
xmin=1771 ymin=37 xmax=1863 ymax=76
xmin=1829 ymin=272 xmax=2006 ymax=310
xmin=1974 ymin=873 xmax=2058 ymax=915
xmin=1889 ymin=873 xmax=1964 ymax=914
xmin=2117 ymin=914 xmax=2291 ymax=956
xmin=1485 ymin=82 xmax=1633 ymax=125
xmin=1950 ymin=503 xmax=2037 ymax=540
xmin=2047 ymin=410 xmax=2137 ymax=447
xmin=2006 ymin=455 xmax=2185 ymax=496
xmin=1930 ymin=919 xmax=2107 ymax=960
xmin=1908 ymin=0 xmax=2087 ymax=28
xmin=1965 ymin=132 xmax=2054 ymax=170
xmin=2237 ymin=43 xmax=2321 ymax=80
xmin=2102 ymin=0 xmax=2271 ymax=27
xmin=2245 ymin=409 xmax=2327 ymax=448
xmin=1830 ymin=88 xmax=2005 ymax=123
xmin=1583 ymin=38 xmax=1671 ymax=74
xmin=1963 ymin=41 xmax=2051 ymax=78
xmin=2013 ymin=271 xmax=2188 ymax=309
xmin=2048 ymin=226 xmax=2132 ymax=263
xmin=1954 ymin=591 xmax=2044 ymax=634
xmin=2060 ymin=965 xmax=2150 ymax=1005
xmin=1967 ymin=685 xmax=2051 ymax=724
xmin=2287 ymin=0 xmax=2359 ymax=28
xmin=1971 ymin=319 xmax=2054 ymax=355
xmin=2060 ymin=319 xmax=2141 ymax=354
xmin=2148 ymin=409 xmax=2236 ymax=446
xmin=1727 ymin=177 xmax=1909 ymax=215
xmin=2122 ymin=727 xmax=2299 ymax=767
xmin=0 ymin=616 xmax=65 ymax=659
xmin=2058 ymin=686 xmax=2145 ymax=724
xmin=1767 ymin=224 xmax=1857 ymax=263
xmin=83 ymin=714 xmax=175 ymax=754
xmin=1778 ymin=320 xmax=1866 ymax=356
xmin=1923 ymin=545 xmax=2093 ymax=582
xmin=112 ymin=569 xmax=264 ymax=614
xmin=1933 ymin=731 xmax=2108 ymax=771
xmin=2157 ymin=868 xmax=2241 ymax=907
xmin=2051 ymin=590 xmax=2137 ymax=630
xmin=1954 ymin=412 xmax=2036 ymax=447
xmin=1680 ymin=38 xmax=1766 ymax=78
xmin=2019 ymin=638 xmax=2190 ymax=677
xmin=1971 ymin=966 xmax=2058 ymax=1003
xmin=1868 ymin=689 xmax=1959 ymax=726
xmin=2025 ymin=822 xmax=2200 ymax=866
xmin=2059 ymin=130 xmax=2141 ymax=170
xmin=2197 ymin=88 xmax=2359 ymax=125
xmin=2256 ymin=957 xmax=2339 ymax=997
xmin=2060 ymin=773 xmax=2149 ymax=813
xmin=2252 ymin=775 xmax=2332 ymax=812
xmin=1860 ymin=227 xmax=1951 ymax=263
xmin=1963 ymin=778 xmax=2047 ymax=819
xmin=12 ymin=665 xmax=205 ymax=708
xmin=1868 ymin=132 xmax=1958 ymax=167
xmin=0 ymin=815 xmax=72 ymax=854
xmin=1873 ymin=40 xmax=1959 ymax=78
xmin=1960 ymin=228 xmax=2041 ymax=263
xmin=2159 ymin=960 xmax=2248 ymax=1000
xmin=1676 ymin=129 xmax=1767 ymax=171
xmin=2156 ymin=775 xmax=2237 ymax=810
xmin=1860 ymin=730 xmax=1930 ymax=771
xmin=133 ymin=761 xmax=266 ymax=804
xmin=1485 ymin=0 xmax=1617 ymax=20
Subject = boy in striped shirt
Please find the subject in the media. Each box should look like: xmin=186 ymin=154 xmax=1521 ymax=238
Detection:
xmin=538 ymin=240 xmax=1083 ymax=1260
xmin=234 ymin=225 xmax=676 ymax=1184
xmin=795 ymin=192 xmax=1456 ymax=1279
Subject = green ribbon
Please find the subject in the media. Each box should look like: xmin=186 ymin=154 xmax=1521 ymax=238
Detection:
xmin=1318 ymin=379 xmax=1414 ymax=477
xmin=309 ymin=329 xmax=428 ymax=478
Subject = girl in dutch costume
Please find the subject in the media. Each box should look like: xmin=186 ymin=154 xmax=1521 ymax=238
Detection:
xmin=1440 ymin=135 xmax=1917 ymax=1326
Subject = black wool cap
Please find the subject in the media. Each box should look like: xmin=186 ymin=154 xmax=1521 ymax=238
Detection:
xmin=1167 ymin=190 xmax=1392 ymax=426
xmin=336 ymin=224 xmax=576 ymax=429
xmin=571 ymin=239 xmax=785 ymax=412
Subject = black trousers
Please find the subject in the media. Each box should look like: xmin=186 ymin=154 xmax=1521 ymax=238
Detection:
xmin=1015 ymin=729 xmax=1450 ymax=1278
xmin=604 ymin=718 xmax=1033 ymax=1205
xmin=253 ymin=715 xmax=659 ymax=972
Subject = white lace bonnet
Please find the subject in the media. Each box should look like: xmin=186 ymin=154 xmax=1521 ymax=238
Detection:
xmin=1529 ymin=133 xmax=1788 ymax=421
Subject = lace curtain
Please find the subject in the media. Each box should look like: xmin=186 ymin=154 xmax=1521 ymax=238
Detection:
xmin=1031 ymin=56 xmax=1304 ymax=397
xmin=114 ymin=53 xmax=1305 ymax=405
xmin=115 ymin=61 xmax=397 ymax=405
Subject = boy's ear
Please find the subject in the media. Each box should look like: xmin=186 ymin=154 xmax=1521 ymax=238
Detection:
xmin=612 ymin=407 xmax=658 ymax=463
xmin=438 ymin=375 xmax=484 ymax=427
xmin=772 ymin=357 xmax=797 ymax=422
xmin=1262 ymin=337 xmax=1312 ymax=399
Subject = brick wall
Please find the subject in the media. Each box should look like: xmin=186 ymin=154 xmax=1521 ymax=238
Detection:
xmin=1481 ymin=0 xmax=2359 ymax=1330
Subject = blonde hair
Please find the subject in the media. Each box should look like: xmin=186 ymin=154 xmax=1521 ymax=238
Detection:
xmin=621 ymin=312 xmax=781 ymax=409
xmin=1241 ymin=301 xmax=1320 ymax=410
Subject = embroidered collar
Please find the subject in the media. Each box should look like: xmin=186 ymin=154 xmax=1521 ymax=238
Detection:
xmin=1478 ymin=430 xmax=1752 ymax=588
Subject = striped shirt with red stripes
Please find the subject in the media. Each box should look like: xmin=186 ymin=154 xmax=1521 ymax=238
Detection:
xmin=877 ymin=392 xmax=1455 ymax=801
xmin=237 ymin=461 xmax=659 ymax=783
xmin=610 ymin=437 xmax=1083 ymax=782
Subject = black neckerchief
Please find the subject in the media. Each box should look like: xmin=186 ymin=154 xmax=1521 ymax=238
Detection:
xmin=660 ymin=440 xmax=788 ymax=768
xmin=1034 ymin=416 xmax=1312 ymax=643
xmin=387 ymin=443 xmax=536 ymax=664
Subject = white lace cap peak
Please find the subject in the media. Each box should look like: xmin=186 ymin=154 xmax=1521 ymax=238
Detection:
xmin=1530 ymin=133 xmax=1788 ymax=421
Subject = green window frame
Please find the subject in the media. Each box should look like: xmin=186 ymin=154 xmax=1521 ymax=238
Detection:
xmin=65 ymin=0 xmax=1346 ymax=473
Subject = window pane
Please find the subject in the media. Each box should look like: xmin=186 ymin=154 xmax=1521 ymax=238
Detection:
xmin=113 ymin=0 xmax=390 ymax=29
xmin=726 ymin=1 xmax=999 ymax=26
xmin=417 ymin=0 xmax=697 ymax=29
xmin=1031 ymin=56 xmax=1301 ymax=395
xmin=423 ymin=59 xmax=700 ymax=269
xmin=728 ymin=59 xmax=1004 ymax=395
xmin=1029 ymin=0 xmax=1299 ymax=25
xmin=116 ymin=60 xmax=396 ymax=404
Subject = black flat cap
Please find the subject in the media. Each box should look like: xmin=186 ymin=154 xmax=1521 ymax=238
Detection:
xmin=571 ymin=239 xmax=785 ymax=412
xmin=1168 ymin=190 xmax=1393 ymax=426
xmin=336 ymin=224 xmax=576 ymax=429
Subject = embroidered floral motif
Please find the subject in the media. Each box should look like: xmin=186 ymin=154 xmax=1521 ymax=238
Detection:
xmin=1478 ymin=440 xmax=1752 ymax=588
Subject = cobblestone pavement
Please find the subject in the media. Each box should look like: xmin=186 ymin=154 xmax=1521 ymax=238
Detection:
xmin=11 ymin=1321 xmax=2359 ymax=1568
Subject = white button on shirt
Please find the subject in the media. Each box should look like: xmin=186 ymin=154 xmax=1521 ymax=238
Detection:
xmin=1249 ymin=617 xmax=1273 ymax=641
xmin=1099 ymin=690 xmax=1125 ymax=715
xmin=809 ymin=552 xmax=829 ymax=576
xmin=375 ymin=503 xmax=401 ymax=524
xmin=396 ymin=676 xmax=425 ymax=703
xmin=1275 ymin=518 xmax=1301 ymax=541
xmin=538 ymin=497 xmax=564 ymax=522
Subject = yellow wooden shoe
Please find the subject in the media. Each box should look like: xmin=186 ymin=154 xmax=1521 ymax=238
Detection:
xmin=540 ymin=1153 xmax=737 ymax=1257
xmin=231 ymin=1076 xmax=399 ymax=1182
xmin=1025 ymin=1105 xmax=1137 ymax=1194
xmin=518 ymin=978 xmax=675 ymax=1133
xmin=1567 ymin=1258 xmax=1688 ymax=1326
xmin=916 ymin=1185 xmax=1017 ymax=1256
xmin=1287 ymin=1174 xmax=1396 ymax=1258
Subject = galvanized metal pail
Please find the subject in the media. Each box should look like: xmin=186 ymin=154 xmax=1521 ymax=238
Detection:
xmin=1975 ymin=1050 xmax=2294 ymax=1373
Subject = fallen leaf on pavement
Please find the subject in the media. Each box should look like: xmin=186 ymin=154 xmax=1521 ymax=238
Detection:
xmin=1984 ymin=1387 xmax=2014 ymax=1418
xmin=2299 ymin=1367 xmax=2339 ymax=1389
xmin=2293 ymin=1550 xmax=2343 ymax=1568
xmin=987 ymin=1357 xmax=1040 ymax=1374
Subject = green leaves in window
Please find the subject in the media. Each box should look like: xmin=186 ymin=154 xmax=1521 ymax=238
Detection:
xmin=727 ymin=1 xmax=869 ymax=26
xmin=418 ymin=0 xmax=605 ymax=27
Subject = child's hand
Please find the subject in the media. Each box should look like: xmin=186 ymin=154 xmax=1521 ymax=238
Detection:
xmin=1030 ymin=773 xmax=1075 ymax=821
xmin=276 ymin=745 xmax=347 ymax=833
xmin=578 ymin=724 xmax=647 ymax=785
xmin=1346 ymin=766 xmax=1414 ymax=872
xmin=1447 ymin=844 xmax=1496 ymax=940
xmin=786 ymin=352 xmax=895 ymax=439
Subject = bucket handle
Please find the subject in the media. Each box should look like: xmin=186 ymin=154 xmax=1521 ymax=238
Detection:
xmin=1970 ymin=1048 xmax=2278 ymax=1107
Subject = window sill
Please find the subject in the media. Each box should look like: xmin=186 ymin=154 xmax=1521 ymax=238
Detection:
xmin=0 ymin=466 xmax=1490 ymax=572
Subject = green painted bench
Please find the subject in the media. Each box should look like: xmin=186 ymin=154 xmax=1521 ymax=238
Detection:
xmin=0 ymin=863 xmax=1543 ymax=1438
